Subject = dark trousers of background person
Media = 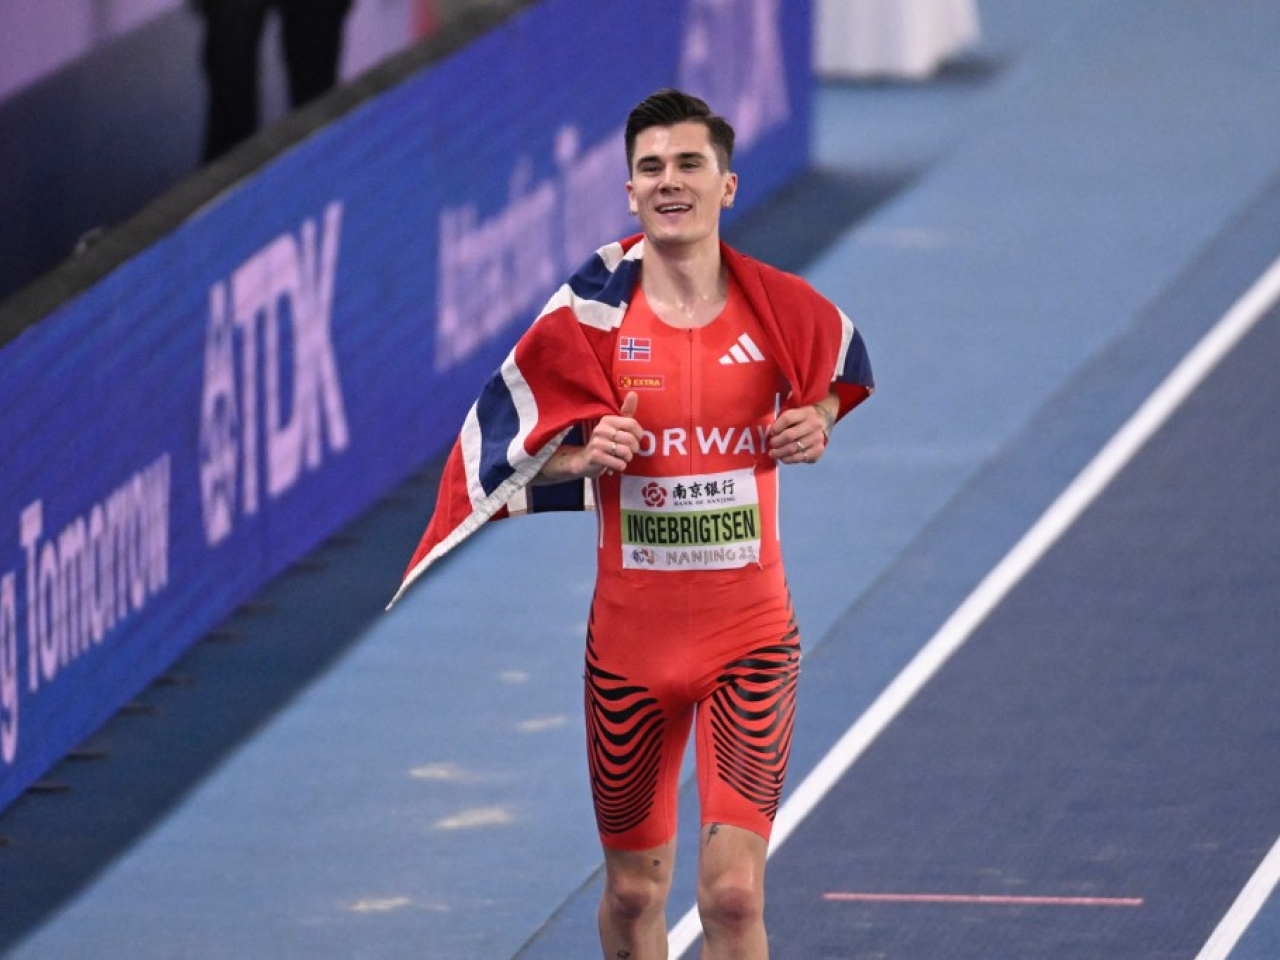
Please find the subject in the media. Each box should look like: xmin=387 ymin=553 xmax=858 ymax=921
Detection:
xmin=198 ymin=0 xmax=353 ymax=161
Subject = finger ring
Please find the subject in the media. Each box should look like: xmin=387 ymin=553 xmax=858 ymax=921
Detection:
xmin=796 ymin=440 xmax=806 ymax=454
xmin=611 ymin=441 xmax=618 ymax=457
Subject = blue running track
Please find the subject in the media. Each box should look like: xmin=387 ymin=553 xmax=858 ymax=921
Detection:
xmin=4 ymin=2 xmax=1280 ymax=958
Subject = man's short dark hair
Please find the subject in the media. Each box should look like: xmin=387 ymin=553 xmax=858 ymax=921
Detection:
xmin=625 ymin=88 xmax=736 ymax=172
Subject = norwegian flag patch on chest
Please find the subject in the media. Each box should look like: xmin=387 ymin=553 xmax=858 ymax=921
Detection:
xmin=618 ymin=337 xmax=652 ymax=361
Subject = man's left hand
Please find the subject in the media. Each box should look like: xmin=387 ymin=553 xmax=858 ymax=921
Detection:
xmin=768 ymin=400 xmax=833 ymax=466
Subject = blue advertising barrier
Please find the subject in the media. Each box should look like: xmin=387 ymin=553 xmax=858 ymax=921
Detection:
xmin=0 ymin=0 xmax=813 ymax=811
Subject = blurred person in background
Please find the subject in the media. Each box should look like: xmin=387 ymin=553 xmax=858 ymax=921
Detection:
xmin=194 ymin=0 xmax=353 ymax=161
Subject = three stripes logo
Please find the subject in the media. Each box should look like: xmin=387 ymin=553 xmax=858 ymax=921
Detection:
xmin=719 ymin=332 xmax=766 ymax=365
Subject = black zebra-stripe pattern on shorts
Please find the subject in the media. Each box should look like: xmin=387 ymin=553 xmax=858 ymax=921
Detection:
xmin=584 ymin=631 xmax=665 ymax=837
xmin=708 ymin=628 xmax=800 ymax=822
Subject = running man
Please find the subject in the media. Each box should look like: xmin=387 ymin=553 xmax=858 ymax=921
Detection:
xmin=395 ymin=88 xmax=873 ymax=958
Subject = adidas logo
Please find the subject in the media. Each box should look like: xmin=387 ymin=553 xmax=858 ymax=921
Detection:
xmin=718 ymin=332 xmax=766 ymax=365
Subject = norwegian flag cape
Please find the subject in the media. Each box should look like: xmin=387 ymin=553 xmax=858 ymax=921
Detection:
xmin=388 ymin=235 xmax=873 ymax=608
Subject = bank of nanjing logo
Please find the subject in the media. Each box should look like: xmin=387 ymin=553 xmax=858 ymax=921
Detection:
xmin=718 ymin=332 xmax=765 ymax=365
xmin=199 ymin=202 xmax=350 ymax=546
xmin=641 ymin=482 xmax=667 ymax=508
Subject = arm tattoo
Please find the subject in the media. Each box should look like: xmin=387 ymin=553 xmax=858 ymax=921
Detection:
xmin=813 ymin=403 xmax=836 ymax=440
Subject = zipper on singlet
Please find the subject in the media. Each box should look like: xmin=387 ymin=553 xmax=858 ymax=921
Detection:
xmin=685 ymin=328 xmax=697 ymax=475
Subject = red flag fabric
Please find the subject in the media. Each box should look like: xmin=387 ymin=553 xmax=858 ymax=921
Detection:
xmin=388 ymin=236 xmax=872 ymax=608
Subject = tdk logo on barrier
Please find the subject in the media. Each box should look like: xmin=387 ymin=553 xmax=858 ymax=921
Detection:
xmin=199 ymin=202 xmax=350 ymax=547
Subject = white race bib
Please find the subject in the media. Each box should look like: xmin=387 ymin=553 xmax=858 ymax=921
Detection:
xmin=619 ymin=467 xmax=761 ymax=571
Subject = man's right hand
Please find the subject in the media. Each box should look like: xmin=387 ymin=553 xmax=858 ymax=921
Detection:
xmin=534 ymin=392 xmax=643 ymax=483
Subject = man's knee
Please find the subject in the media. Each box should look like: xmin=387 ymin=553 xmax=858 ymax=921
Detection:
xmin=698 ymin=868 xmax=764 ymax=932
xmin=605 ymin=869 xmax=669 ymax=924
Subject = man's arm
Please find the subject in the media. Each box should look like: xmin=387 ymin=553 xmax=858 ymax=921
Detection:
xmin=533 ymin=391 xmax=643 ymax=484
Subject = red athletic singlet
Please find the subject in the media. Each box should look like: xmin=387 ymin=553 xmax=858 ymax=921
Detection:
xmin=584 ymin=276 xmax=801 ymax=850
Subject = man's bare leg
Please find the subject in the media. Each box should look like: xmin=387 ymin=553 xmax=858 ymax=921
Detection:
xmin=697 ymin=823 xmax=769 ymax=959
xmin=599 ymin=838 xmax=677 ymax=959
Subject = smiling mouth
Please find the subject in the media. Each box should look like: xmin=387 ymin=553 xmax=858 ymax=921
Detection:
xmin=656 ymin=203 xmax=692 ymax=214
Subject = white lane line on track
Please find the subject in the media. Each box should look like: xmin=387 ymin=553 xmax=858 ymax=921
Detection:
xmin=1196 ymin=835 xmax=1280 ymax=960
xmin=670 ymin=254 xmax=1280 ymax=957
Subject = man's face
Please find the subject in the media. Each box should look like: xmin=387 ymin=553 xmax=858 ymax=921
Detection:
xmin=626 ymin=121 xmax=737 ymax=250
